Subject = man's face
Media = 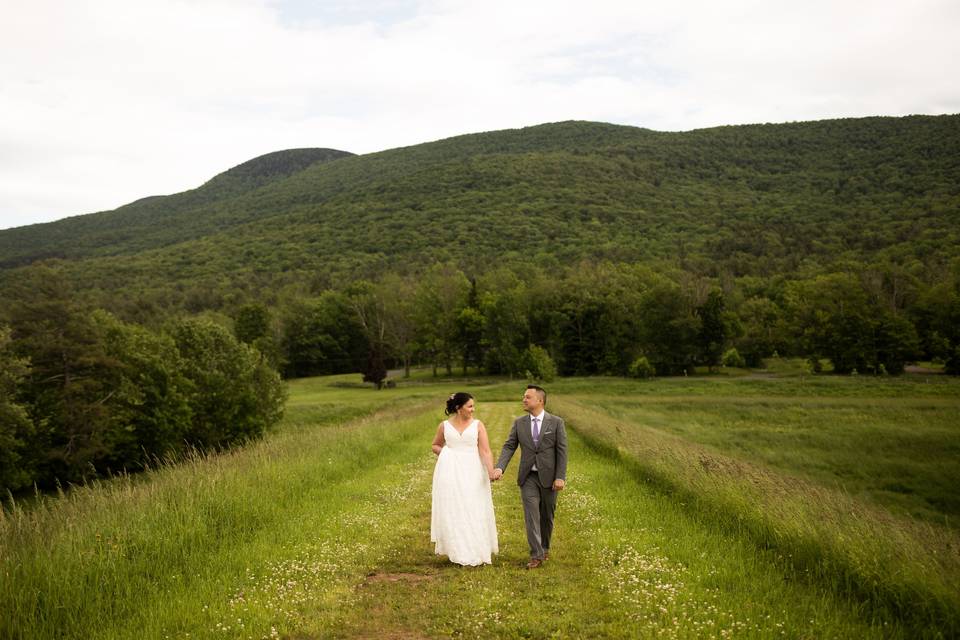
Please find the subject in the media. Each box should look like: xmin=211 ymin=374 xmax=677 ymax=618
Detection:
xmin=522 ymin=389 xmax=539 ymax=412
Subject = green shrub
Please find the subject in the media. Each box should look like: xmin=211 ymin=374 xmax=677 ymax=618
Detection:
xmin=721 ymin=348 xmax=747 ymax=368
xmin=522 ymin=344 xmax=557 ymax=382
xmin=628 ymin=356 xmax=655 ymax=379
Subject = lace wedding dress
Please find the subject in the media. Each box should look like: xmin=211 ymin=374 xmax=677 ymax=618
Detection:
xmin=430 ymin=419 xmax=498 ymax=565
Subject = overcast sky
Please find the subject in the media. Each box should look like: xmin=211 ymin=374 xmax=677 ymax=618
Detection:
xmin=2 ymin=0 xmax=958 ymax=230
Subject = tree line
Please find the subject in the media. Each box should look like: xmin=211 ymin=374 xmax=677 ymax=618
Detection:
xmin=0 ymin=268 xmax=285 ymax=495
xmin=3 ymin=257 xmax=958 ymax=495
xmin=252 ymin=259 xmax=960 ymax=384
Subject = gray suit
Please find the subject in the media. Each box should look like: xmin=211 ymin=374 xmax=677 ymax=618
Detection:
xmin=495 ymin=411 xmax=568 ymax=560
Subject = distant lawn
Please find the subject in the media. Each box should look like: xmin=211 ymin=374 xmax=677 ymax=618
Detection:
xmin=561 ymin=390 xmax=960 ymax=527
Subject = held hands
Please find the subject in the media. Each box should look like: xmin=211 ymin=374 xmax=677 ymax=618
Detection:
xmin=486 ymin=468 xmax=559 ymax=487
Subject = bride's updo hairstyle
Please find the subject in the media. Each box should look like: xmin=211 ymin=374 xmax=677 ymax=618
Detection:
xmin=445 ymin=392 xmax=474 ymax=416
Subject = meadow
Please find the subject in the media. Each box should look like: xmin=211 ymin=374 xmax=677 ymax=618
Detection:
xmin=2 ymin=369 xmax=958 ymax=639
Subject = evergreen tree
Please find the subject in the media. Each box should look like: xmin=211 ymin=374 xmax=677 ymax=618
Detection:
xmin=0 ymin=325 xmax=34 ymax=492
xmin=5 ymin=267 xmax=127 ymax=485
xmin=362 ymin=349 xmax=388 ymax=389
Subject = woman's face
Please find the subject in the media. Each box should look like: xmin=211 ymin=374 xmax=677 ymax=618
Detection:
xmin=458 ymin=399 xmax=475 ymax=420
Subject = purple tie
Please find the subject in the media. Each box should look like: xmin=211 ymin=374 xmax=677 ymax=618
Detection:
xmin=532 ymin=417 xmax=540 ymax=447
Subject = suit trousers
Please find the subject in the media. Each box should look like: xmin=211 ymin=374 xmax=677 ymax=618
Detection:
xmin=521 ymin=472 xmax=557 ymax=559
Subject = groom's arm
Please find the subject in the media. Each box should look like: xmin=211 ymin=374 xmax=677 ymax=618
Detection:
xmin=494 ymin=419 xmax=520 ymax=475
xmin=553 ymin=418 xmax=568 ymax=490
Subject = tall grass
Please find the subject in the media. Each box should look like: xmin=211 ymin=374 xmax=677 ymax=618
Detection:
xmin=4 ymin=372 xmax=956 ymax=638
xmin=0 ymin=392 xmax=434 ymax=639
xmin=554 ymin=398 xmax=960 ymax=637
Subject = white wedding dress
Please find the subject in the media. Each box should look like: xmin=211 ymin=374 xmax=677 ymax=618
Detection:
xmin=431 ymin=419 xmax=498 ymax=565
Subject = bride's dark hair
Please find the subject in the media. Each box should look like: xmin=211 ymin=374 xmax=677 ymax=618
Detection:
xmin=445 ymin=392 xmax=474 ymax=416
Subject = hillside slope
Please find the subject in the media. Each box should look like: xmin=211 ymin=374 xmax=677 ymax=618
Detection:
xmin=0 ymin=148 xmax=353 ymax=266
xmin=1 ymin=117 xmax=957 ymax=294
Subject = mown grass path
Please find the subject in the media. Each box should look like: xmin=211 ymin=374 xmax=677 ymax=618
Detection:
xmin=290 ymin=402 xmax=891 ymax=639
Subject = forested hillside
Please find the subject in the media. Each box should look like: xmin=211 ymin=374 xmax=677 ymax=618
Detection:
xmin=0 ymin=147 xmax=353 ymax=265
xmin=2 ymin=116 xmax=959 ymax=290
xmin=2 ymin=115 xmax=959 ymax=493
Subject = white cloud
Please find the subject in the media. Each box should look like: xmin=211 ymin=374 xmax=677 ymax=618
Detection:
xmin=1 ymin=0 xmax=958 ymax=229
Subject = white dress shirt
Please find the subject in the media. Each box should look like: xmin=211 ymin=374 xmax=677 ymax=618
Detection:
xmin=530 ymin=411 xmax=545 ymax=443
xmin=530 ymin=411 xmax=545 ymax=470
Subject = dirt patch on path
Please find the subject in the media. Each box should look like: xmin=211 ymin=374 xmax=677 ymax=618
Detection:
xmin=342 ymin=573 xmax=438 ymax=639
xmin=362 ymin=571 xmax=436 ymax=585
xmin=294 ymin=630 xmax=430 ymax=640
xmin=346 ymin=632 xmax=431 ymax=640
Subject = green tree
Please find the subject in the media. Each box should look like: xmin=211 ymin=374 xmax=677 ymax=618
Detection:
xmin=0 ymin=325 xmax=34 ymax=492
xmin=786 ymin=274 xmax=872 ymax=374
xmin=414 ymin=264 xmax=470 ymax=376
xmin=637 ymin=282 xmax=699 ymax=375
xmin=172 ymin=318 xmax=286 ymax=448
xmin=735 ymin=297 xmax=785 ymax=367
xmin=477 ymin=269 xmax=530 ymax=376
xmin=91 ymin=311 xmax=192 ymax=467
xmin=456 ymin=279 xmax=485 ymax=374
xmin=554 ymin=263 xmax=650 ymax=376
xmin=696 ymin=290 xmax=727 ymax=371
xmin=911 ymin=268 xmax=960 ymax=375
xmin=557 ymin=296 xmax=605 ymax=376
xmin=362 ymin=350 xmax=388 ymax=389
xmin=869 ymin=312 xmax=920 ymax=375
xmin=347 ymin=281 xmax=391 ymax=389
xmin=280 ymin=292 xmax=365 ymax=377
xmin=234 ymin=303 xmax=271 ymax=344
xmin=378 ymin=274 xmax=418 ymax=378
xmin=786 ymin=273 xmax=919 ymax=375
xmin=5 ymin=267 xmax=127 ymax=485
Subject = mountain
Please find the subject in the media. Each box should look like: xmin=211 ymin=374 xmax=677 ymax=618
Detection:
xmin=1 ymin=117 xmax=958 ymax=303
xmin=0 ymin=148 xmax=353 ymax=266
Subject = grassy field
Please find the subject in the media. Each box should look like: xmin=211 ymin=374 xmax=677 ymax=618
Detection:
xmin=2 ymin=370 xmax=958 ymax=638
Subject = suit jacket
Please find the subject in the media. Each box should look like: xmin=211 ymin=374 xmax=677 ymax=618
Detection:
xmin=496 ymin=411 xmax=568 ymax=488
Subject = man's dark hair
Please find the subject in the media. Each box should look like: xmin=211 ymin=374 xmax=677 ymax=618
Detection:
xmin=527 ymin=384 xmax=546 ymax=406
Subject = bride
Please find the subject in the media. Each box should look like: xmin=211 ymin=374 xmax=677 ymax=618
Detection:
xmin=430 ymin=392 xmax=499 ymax=566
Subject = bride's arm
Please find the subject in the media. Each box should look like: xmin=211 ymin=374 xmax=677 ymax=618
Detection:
xmin=431 ymin=423 xmax=445 ymax=455
xmin=477 ymin=422 xmax=495 ymax=478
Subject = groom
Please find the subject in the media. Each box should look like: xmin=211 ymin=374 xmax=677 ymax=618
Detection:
xmin=492 ymin=385 xmax=568 ymax=569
